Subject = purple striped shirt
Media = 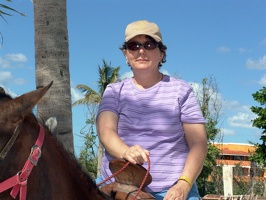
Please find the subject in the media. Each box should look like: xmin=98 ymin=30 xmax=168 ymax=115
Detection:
xmin=97 ymin=75 xmax=205 ymax=192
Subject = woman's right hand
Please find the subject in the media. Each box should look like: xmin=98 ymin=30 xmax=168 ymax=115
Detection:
xmin=122 ymin=145 xmax=150 ymax=165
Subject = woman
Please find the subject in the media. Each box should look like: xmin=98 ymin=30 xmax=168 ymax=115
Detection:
xmin=96 ymin=20 xmax=207 ymax=200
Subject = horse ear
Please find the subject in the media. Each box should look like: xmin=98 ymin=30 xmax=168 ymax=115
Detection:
xmin=15 ymin=81 xmax=53 ymax=116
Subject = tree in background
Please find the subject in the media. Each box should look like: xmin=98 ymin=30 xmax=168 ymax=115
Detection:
xmin=73 ymin=60 xmax=120 ymax=177
xmin=232 ymin=163 xmax=265 ymax=196
xmin=249 ymin=86 xmax=266 ymax=197
xmin=0 ymin=1 xmax=25 ymax=21
xmin=194 ymin=76 xmax=222 ymax=197
xmin=77 ymin=103 xmax=99 ymax=177
xmin=33 ymin=0 xmax=73 ymax=152
xmin=250 ymin=87 xmax=266 ymax=167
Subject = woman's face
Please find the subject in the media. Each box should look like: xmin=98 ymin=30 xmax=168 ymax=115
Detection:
xmin=123 ymin=35 xmax=163 ymax=72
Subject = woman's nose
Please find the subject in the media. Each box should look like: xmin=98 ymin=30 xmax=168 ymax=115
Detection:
xmin=138 ymin=47 xmax=146 ymax=54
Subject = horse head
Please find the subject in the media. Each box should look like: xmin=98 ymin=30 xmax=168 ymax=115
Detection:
xmin=0 ymin=82 xmax=53 ymax=163
xmin=0 ymin=82 xmax=116 ymax=200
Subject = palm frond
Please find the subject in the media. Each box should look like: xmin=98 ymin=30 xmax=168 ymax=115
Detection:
xmin=74 ymin=59 xmax=121 ymax=107
xmin=75 ymin=84 xmax=98 ymax=95
xmin=0 ymin=3 xmax=25 ymax=22
xmin=72 ymin=84 xmax=101 ymax=106
xmin=97 ymin=59 xmax=120 ymax=96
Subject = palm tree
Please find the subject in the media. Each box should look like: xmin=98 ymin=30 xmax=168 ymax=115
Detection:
xmin=73 ymin=59 xmax=120 ymax=176
xmin=0 ymin=2 xmax=25 ymax=22
xmin=0 ymin=2 xmax=25 ymax=46
xmin=33 ymin=0 xmax=73 ymax=153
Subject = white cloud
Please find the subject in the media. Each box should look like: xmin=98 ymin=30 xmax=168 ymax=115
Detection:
xmin=258 ymin=74 xmax=266 ymax=86
xmin=238 ymin=48 xmax=253 ymax=54
xmin=6 ymin=53 xmax=27 ymax=62
xmin=223 ymin=100 xmax=251 ymax=113
xmin=246 ymin=55 xmax=266 ymax=70
xmin=160 ymin=68 xmax=170 ymax=76
xmin=238 ymin=48 xmax=246 ymax=53
xmin=71 ymin=87 xmax=84 ymax=103
xmin=222 ymin=128 xmax=236 ymax=136
xmin=0 ymin=54 xmax=30 ymax=86
xmin=14 ymin=78 xmax=27 ymax=85
xmin=217 ymin=46 xmax=231 ymax=54
xmin=120 ymin=71 xmax=133 ymax=80
xmin=0 ymin=57 xmax=11 ymax=68
xmin=0 ymin=53 xmax=28 ymax=69
xmin=187 ymin=81 xmax=257 ymax=132
xmin=227 ymin=112 xmax=256 ymax=128
xmin=260 ymin=38 xmax=266 ymax=46
xmin=0 ymin=71 xmax=13 ymax=82
xmin=220 ymin=99 xmax=259 ymax=130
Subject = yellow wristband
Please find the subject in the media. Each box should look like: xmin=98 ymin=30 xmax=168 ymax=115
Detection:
xmin=178 ymin=176 xmax=192 ymax=187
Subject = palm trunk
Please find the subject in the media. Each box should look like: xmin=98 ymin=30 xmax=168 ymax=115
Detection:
xmin=33 ymin=0 xmax=73 ymax=153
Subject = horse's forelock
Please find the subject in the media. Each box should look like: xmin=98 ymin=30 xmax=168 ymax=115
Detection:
xmin=0 ymin=87 xmax=12 ymax=100
xmin=0 ymin=87 xmax=5 ymax=94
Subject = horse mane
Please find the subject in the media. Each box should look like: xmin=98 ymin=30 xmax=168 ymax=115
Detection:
xmin=43 ymin=123 xmax=98 ymax=191
xmin=0 ymin=87 xmax=12 ymax=99
xmin=38 ymin=117 xmax=112 ymax=199
xmin=0 ymin=87 xmax=6 ymax=95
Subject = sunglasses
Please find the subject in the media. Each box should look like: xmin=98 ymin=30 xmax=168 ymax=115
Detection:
xmin=125 ymin=41 xmax=159 ymax=51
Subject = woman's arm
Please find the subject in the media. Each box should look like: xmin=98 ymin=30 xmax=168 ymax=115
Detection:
xmin=181 ymin=123 xmax=207 ymax=184
xmin=96 ymin=110 xmax=149 ymax=164
xmin=164 ymin=123 xmax=207 ymax=200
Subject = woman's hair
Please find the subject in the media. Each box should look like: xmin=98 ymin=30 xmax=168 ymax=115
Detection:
xmin=119 ymin=36 xmax=167 ymax=68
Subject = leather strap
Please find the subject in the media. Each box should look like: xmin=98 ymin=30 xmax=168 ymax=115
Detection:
xmin=0 ymin=124 xmax=45 ymax=200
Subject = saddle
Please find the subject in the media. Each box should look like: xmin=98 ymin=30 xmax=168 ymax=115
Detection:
xmin=100 ymin=159 xmax=155 ymax=200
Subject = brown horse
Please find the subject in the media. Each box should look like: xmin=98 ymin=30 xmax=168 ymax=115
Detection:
xmin=0 ymin=82 xmax=113 ymax=200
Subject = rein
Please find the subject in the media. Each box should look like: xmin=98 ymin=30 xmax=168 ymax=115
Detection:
xmin=97 ymin=157 xmax=151 ymax=200
xmin=0 ymin=123 xmax=23 ymax=164
xmin=0 ymin=123 xmax=45 ymax=200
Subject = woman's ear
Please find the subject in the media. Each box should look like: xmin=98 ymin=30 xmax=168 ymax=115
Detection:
xmin=160 ymin=51 xmax=164 ymax=60
xmin=123 ymin=51 xmax=130 ymax=66
xmin=124 ymin=56 xmax=130 ymax=66
xmin=122 ymin=49 xmax=127 ymax=57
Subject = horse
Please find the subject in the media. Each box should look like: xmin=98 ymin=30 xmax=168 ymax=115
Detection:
xmin=0 ymin=82 xmax=113 ymax=200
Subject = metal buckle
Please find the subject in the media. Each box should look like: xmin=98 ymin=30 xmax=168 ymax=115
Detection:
xmin=16 ymin=171 xmax=28 ymax=183
xmin=29 ymin=145 xmax=42 ymax=166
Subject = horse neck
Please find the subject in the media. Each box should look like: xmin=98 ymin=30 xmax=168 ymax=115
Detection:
xmin=36 ymin=128 xmax=109 ymax=200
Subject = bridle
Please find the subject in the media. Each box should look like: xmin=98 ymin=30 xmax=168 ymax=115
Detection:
xmin=0 ymin=122 xmax=45 ymax=200
xmin=0 ymin=122 xmax=23 ymax=164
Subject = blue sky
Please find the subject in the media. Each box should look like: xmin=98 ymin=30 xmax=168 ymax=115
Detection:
xmin=1 ymin=0 xmax=265 ymax=155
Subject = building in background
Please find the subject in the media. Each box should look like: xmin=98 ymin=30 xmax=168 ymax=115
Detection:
xmin=214 ymin=143 xmax=266 ymax=179
xmin=202 ymin=143 xmax=266 ymax=199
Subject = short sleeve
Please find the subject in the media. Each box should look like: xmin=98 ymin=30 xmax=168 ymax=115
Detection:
xmin=179 ymin=85 xmax=205 ymax=124
xmin=97 ymin=84 xmax=119 ymax=117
